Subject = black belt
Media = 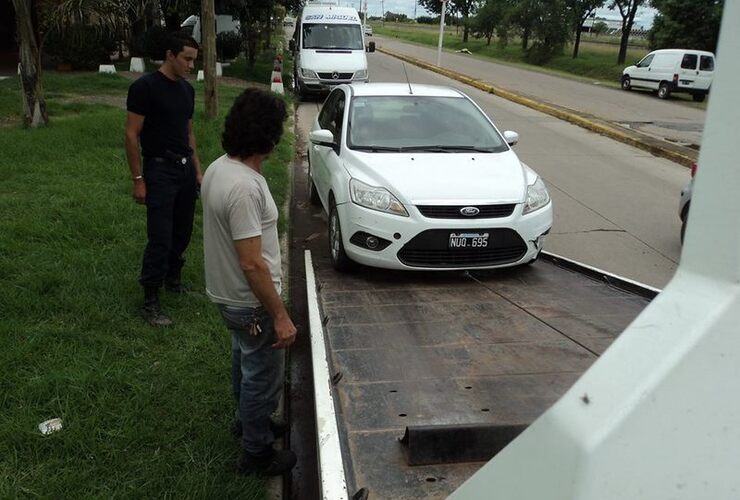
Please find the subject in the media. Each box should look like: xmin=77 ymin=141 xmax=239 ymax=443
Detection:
xmin=146 ymin=154 xmax=191 ymax=165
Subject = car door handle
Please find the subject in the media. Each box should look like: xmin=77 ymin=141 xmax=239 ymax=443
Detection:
xmin=696 ymin=71 xmax=699 ymax=75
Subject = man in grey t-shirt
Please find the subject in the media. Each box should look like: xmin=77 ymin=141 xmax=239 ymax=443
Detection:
xmin=201 ymin=89 xmax=297 ymax=477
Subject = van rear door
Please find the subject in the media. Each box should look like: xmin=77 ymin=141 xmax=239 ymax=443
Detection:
xmin=696 ymin=54 xmax=715 ymax=91
xmin=677 ymin=53 xmax=699 ymax=90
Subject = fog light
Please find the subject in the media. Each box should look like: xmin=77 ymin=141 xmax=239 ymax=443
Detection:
xmin=366 ymin=236 xmax=379 ymax=249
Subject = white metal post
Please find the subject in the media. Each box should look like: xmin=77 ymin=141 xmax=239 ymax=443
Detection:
xmin=436 ymin=0 xmax=446 ymax=66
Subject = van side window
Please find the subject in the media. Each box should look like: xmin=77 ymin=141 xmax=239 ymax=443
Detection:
xmin=700 ymin=56 xmax=715 ymax=71
xmin=638 ymin=54 xmax=654 ymax=67
xmin=681 ymin=54 xmax=698 ymax=69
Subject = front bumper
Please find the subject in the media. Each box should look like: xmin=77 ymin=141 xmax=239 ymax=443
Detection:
xmin=298 ymin=76 xmax=368 ymax=93
xmin=336 ymin=201 xmax=552 ymax=270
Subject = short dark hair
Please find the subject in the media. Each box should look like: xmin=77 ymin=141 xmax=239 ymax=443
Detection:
xmin=222 ymin=88 xmax=287 ymax=158
xmin=165 ymin=31 xmax=199 ymax=58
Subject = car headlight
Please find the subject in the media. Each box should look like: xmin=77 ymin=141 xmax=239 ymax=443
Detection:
xmin=353 ymin=69 xmax=368 ymax=80
xmin=350 ymin=178 xmax=408 ymax=216
xmin=300 ymin=68 xmax=318 ymax=79
xmin=523 ymin=177 xmax=550 ymax=214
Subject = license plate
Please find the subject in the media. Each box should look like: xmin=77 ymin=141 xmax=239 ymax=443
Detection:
xmin=449 ymin=232 xmax=489 ymax=249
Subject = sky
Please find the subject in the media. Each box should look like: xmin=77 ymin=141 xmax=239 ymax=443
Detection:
xmin=338 ymin=1 xmax=657 ymax=29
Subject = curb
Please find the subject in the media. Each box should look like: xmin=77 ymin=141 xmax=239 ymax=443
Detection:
xmin=377 ymin=47 xmax=697 ymax=168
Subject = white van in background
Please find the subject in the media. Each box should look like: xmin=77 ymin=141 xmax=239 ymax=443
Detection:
xmin=621 ymin=49 xmax=715 ymax=102
xmin=290 ymin=4 xmax=372 ymax=97
xmin=180 ymin=15 xmax=240 ymax=45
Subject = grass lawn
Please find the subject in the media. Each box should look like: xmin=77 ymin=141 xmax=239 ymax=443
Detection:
xmin=0 ymin=67 xmax=294 ymax=498
xmin=374 ymin=22 xmax=649 ymax=83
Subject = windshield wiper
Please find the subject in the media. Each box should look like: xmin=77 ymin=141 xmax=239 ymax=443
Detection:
xmin=352 ymin=145 xmax=404 ymax=152
xmin=398 ymin=145 xmax=497 ymax=153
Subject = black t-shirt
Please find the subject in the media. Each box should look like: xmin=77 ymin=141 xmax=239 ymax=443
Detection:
xmin=126 ymin=71 xmax=195 ymax=158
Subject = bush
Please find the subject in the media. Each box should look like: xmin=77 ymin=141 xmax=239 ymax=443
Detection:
xmin=141 ymin=26 xmax=169 ymax=61
xmin=217 ymin=32 xmax=243 ymax=61
xmin=44 ymin=25 xmax=116 ymax=70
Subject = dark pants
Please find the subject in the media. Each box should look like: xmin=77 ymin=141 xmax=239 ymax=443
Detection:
xmin=139 ymin=157 xmax=197 ymax=288
xmin=219 ymin=305 xmax=284 ymax=455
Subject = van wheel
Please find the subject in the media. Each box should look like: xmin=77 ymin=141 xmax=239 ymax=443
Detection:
xmin=658 ymin=82 xmax=671 ymax=99
xmin=692 ymin=93 xmax=706 ymax=102
xmin=621 ymin=76 xmax=631 ymax=90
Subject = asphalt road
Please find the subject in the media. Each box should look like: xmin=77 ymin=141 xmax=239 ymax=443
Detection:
xmin=375 ymin=35 xmax=707 ymax=150
xmin=296 ymin=50 xmax=688 ymax=288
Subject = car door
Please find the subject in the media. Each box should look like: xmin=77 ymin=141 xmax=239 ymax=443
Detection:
xmin=632 ymin=53 xmax=654 ymax=89
xmin=313 ymin=89 xmax=345 ymax=208
xmin=678 ymin=53 xmax=698 ymax=90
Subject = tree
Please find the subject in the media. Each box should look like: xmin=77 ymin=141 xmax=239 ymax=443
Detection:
xmin=592 ymin=20 xmax=608 ymax=36
xmin=202 ymin=0 xmax=218 ymax=119
xmin=13 ymin=0 xmax=48 ymax=127
xmin=567 ymin=0 xmax=605 ymax=58
xmin=509 ymin=0 xmax=539 ymax=50
xmin=473 ymin=0 xmax=507 ymax=45
xmin=524 ymin=0 xmax=571 ymax=64
xmin=418 ymin=0 xmax=479 ymax=43
xmin=610 ymin=0 xmax=646 ymax=65
xmin=649 ymin=0 xmax=723 ymax=52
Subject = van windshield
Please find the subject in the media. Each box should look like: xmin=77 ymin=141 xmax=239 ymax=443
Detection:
xmin=303 ymin=24 xmax=363 ymax=50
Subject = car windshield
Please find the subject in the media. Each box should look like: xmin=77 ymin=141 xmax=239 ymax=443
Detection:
xmin=348 ymin=95 xmax=508 ymax=152
xmin=303 ymin=23 xmax=363 ymax=50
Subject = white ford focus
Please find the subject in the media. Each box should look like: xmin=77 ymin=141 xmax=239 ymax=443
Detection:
xmin=307 ymin=83 xmax=552 ymax=271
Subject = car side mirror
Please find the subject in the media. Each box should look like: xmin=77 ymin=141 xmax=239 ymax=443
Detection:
xmin=503 ymin=130 xmax=519 ymax=146
xmin=289 ymin=39 xmax=295 ymax=52
xmin=310 ymin=129 xmax=337 ymax=150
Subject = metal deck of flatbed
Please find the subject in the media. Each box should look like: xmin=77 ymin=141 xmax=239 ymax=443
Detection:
xmin=309 ymin=253 xmax=651 ymax=499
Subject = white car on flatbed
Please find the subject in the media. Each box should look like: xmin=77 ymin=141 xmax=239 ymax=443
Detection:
xmin=307 ymin=83 xmax=553 ymax=271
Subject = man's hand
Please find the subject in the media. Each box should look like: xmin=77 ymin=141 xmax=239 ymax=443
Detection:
xmin=272 ymin=316 xmax=297 ymax=349
xmin=133 ymin=179 xmax=146 ymax=204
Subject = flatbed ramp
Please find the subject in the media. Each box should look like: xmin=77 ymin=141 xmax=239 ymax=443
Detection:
xmin=306 ymin=252 xmax=653 ymax=499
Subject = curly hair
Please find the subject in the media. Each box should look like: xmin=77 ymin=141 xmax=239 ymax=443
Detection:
xmin=222 ymin=88 xmax=287 ymax=158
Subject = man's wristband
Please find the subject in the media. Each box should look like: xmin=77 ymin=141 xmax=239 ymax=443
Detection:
xmin=132 ymin=175 xmax=143 ymax=181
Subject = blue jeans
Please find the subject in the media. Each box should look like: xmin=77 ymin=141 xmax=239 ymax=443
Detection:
xmin=219 ymin=305 xmax=284 ymax=455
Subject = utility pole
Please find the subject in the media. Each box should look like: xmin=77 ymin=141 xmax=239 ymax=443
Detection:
xmin=436 ymin=0 xmax=446 ymax=66
xmin=201 ymin=0 xmax=218 ymax=119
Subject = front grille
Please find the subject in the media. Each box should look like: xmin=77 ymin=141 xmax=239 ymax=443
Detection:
xmin=416 ymin=204 xmax=516 ymax=219
xmin=317 ymin=72 xmax=353 ymax=80
xmin=398 ymin=228 xmax=527 ymax=268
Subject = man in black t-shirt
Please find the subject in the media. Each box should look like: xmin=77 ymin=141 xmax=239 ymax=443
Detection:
xmin=125 ymin=32 xmax=202 ymax=326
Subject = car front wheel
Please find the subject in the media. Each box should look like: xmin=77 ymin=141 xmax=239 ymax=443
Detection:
xmin=329 ymin=202 xmax=352 ymax=271
xmin=621 ymin=76 xmax=631 ymax=90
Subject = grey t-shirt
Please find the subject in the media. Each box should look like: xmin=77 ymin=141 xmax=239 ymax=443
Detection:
xmin=202 ymin=154 xmax=282 ymax=307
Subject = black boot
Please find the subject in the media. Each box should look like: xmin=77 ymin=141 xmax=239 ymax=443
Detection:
xmin=231 ymin=417 xmax=289 ymax=439
xmin=164 ymin=270 xmax=188 ymax=293
xmin=142 ymin=286 xmax=173 ymax=327
xmin=237 ymin=448 xmax=297 ymax=477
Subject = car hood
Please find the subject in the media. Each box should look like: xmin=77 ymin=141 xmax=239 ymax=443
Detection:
xmin=344 ymin=150 xmax=529 ymax=204
xmin=300 ymin=50 xmax=367 ymax=72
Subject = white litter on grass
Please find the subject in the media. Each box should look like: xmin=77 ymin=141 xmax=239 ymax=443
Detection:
xmin=455 ymin=48 xmax=472 ymax=54
xmin=39 ymin=418 xmax=63 ymax=435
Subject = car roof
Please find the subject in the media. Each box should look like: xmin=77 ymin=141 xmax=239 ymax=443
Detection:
xmin=650 ymin=49 xmax=715 ymax=57
xmin=347 ymin=83 xmax=466 ymax=98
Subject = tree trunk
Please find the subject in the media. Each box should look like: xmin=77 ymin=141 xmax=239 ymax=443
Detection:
xmin=617 ymin=4 xmax=638 ymax=65
xmin=521 ymin=26 xmax=530 ymax=50
xmin=201 ymin=0 xmax=218 ymax=120
xmin=572 ymin=23 xmax=582 ymax=58
xmin=13 ymin=0 xmax=48 ymax=128
xmin=462 ymin=14 xmax=469 ymax=43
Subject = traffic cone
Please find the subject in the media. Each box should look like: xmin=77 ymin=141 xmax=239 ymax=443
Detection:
xmin=271 ymin=72 xmax=284 ymax=95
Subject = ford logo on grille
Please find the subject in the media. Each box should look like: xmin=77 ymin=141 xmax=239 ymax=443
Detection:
xmin=332 ymin=71 xmax=339 ymax=80
xmin=460 ymin=206 xmax=480 ymax=216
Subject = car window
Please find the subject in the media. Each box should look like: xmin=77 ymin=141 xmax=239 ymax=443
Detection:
xmin=331 ymin=93 xmax=346 ymax=144
xmin=700 ymin=56 xmax=715 ymax=71
xmin=347 ymin=95 xmax=508 ymax=152
xmin=637 ymin=54 xmax=654 ymax=67
xmin=681 ymin=54 xmax=698 ymax=69
xmin=318 ymin=91 xmax=339 ymax=130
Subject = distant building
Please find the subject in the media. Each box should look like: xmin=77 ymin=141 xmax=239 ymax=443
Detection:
xmin=583 ymin=17 xmax=650 ymax=37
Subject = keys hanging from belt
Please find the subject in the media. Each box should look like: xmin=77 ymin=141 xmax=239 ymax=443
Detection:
xmin=249 ymin=320 xmax=263 ymax=336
